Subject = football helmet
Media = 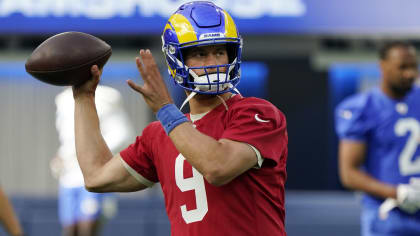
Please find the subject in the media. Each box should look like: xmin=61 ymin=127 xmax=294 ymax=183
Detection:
xmin=162 ymin=1 xmax=242 ymax=96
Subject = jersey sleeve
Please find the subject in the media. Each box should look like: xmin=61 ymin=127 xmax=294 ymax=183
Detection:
xmin=335 ymin=94 xmax=370 ymax=142
xmin=221 ymin=98 xmax=287 ymax=165
xmin=120 ymin=123 xmax=159 ymax=186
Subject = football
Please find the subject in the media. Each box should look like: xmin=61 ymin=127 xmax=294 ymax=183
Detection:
xmin=25 ymin=31 xmax=112 ymax=86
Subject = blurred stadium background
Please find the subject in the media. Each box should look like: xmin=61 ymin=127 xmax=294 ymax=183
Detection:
xmin=0 ymin=0 xmax=418 ymax=235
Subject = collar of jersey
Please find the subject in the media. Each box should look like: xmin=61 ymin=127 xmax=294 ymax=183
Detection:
xmin=186 ymin=94 xmax=242 ymax=123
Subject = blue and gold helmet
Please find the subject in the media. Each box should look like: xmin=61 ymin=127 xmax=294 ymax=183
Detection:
xmin=162 ymin=1 xmax=242 ymax=95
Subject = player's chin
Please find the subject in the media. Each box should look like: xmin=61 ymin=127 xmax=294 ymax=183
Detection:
xmin=402 ymin=78 xmax=415 ymax=89
xmin=193 ymin=92 xmax=218 ymax=100
xmin=188 ymin=88 xmax=226 ymax=99
xmin=392 ymin=83 xmax=414 ymax=96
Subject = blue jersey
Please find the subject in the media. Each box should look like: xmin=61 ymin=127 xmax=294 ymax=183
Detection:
xmin=336 ymin=86 xmax=420 ymax=235
xmin=335 ymin=87 xmax=420 ymax=197
xmin=336 ymin=86 xmax=420 ymax=204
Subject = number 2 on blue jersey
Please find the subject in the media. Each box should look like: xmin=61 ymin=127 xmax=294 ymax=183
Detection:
xmin=395 ymin=118 xmax=420 ymax=175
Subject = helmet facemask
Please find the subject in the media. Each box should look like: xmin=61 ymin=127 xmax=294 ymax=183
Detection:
xmin=163 ymin=38 xmax=242 ymax=95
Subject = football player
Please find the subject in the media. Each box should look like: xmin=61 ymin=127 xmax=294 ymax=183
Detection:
xmin=336 ymin=41 xmax=420 ymax=236
xmin=53 ymin=85 xmax=133 ymax=236
xmin=72 ymin=1 xmax=288 ymax=235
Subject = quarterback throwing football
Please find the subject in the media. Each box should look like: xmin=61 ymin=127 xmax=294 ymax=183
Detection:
xmin=72 ymin=1 xmax=288 ymax=235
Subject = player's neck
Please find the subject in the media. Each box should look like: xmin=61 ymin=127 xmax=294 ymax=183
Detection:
xmin=188 ymin=92 xmax=233 ymax=115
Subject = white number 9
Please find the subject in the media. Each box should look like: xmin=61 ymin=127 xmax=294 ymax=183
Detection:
xmin=175 ymin=154 xmax=208 ymax=224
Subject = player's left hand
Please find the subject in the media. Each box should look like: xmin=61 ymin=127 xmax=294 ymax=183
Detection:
xmin=127 ymin=49 xmax=173 ymax=113
xmin=379 ymin=178 xmax=420 ymax=220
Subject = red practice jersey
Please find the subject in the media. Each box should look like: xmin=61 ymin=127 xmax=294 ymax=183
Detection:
xmin=121 ymin=95 xmax=288 ymax=236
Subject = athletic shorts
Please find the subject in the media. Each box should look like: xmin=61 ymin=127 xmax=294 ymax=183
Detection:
xmin=58 ymin=186 xmax=115 ymax=226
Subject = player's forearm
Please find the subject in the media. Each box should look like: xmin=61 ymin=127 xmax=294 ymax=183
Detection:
xmin=341 ymin=168 xmax=397 ymax=199
xmin=0 ymin=190 xmax=23 ymax=236
xmin=0 ymin=212 xmax=23 ymax=236
xmin=74 ymin=95 xmax=113 ymax=183
xmin=169 ymin=122 xmax=243 ymax=186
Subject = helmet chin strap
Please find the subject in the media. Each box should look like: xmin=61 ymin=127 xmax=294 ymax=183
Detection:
xmin=180 ymin=91 xmax=197 ymax=111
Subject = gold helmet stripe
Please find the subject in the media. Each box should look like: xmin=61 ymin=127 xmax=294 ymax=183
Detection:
xmin=223 ymin=10 xmax=238 ymax=38
xmin=168 ymin=13 xmax=198 ymax=44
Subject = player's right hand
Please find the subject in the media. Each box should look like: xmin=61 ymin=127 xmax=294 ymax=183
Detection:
xmin=72 ymin=65 xmax=101 ymax=99
xmin=396 ymin=179 xmax=420 ymax=214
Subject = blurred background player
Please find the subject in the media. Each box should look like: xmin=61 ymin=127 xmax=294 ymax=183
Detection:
xmin=0 ymin=186 xmax=24 ymax=236
xmin=71 ymin=1 xmax=288 ymax=235
xmin=51 ymin=85 xmax=134 ymax=236
xmin=335 ymin=41 xmax=420 ymax=236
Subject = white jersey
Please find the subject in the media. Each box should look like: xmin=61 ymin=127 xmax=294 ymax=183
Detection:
xmin=55 ymin=85 xmax=134 ymax=187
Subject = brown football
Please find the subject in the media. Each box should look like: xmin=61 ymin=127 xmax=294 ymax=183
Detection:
xmin=25 ymin=31 xmax=112 ymax=86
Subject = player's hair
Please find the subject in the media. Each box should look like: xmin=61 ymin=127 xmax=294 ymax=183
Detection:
xmin=379 ymin=41 xmax=415 ymax=60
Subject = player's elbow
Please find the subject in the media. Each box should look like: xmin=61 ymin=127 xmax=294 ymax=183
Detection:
xmin=84 ymin=184 xmax=106 ymax=193
xmin=84 ymin=179 xmax=106 ymax=193
xmin=203 ymin=143 xmax=245 ymax=186
xmin=339 ymin=167 xmax=357 ymax=190
xmin=204 ymin=168 xmax=233 ymax=187
xmin=203 ymin=150 xmax=246 ymax=186
xmin=84 ymin=185 xmax=99 ymax=193
xmin=84 ymin=182 xmax=100 ymax=193
xmin=204 ymin=174 xmax=229 ymax=186
xmin=339 ymin=175 xmax=352 ymax=189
